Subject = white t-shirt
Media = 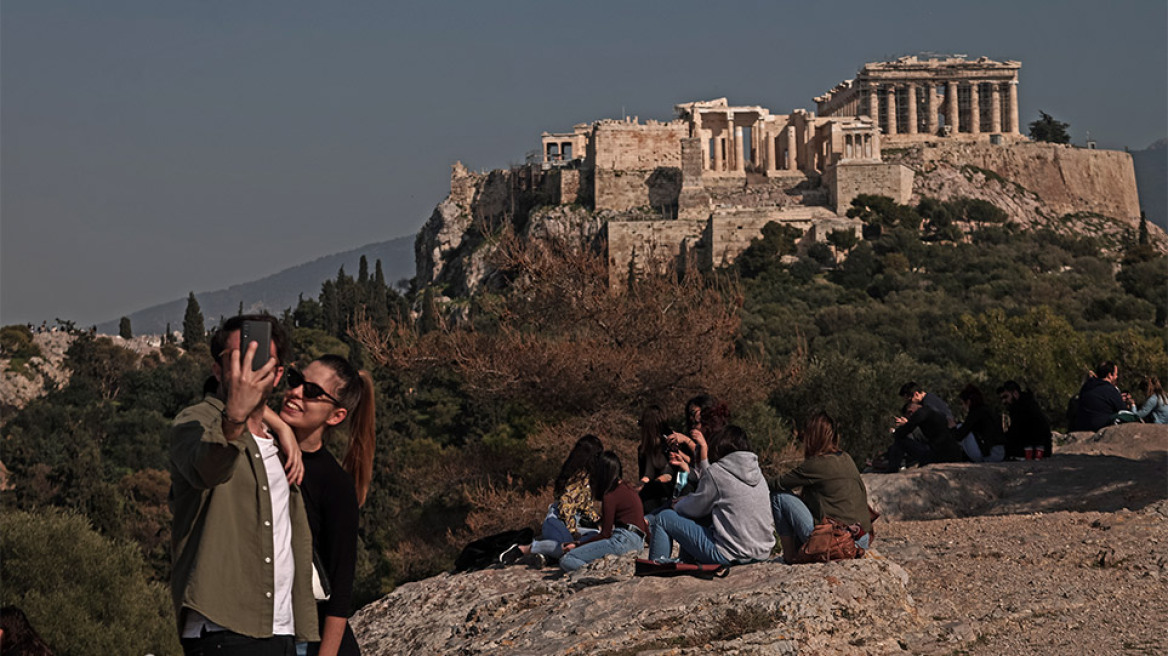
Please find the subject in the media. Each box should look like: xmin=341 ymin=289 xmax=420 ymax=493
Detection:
xmin=181 ymin=431 xmax=295 ymax=638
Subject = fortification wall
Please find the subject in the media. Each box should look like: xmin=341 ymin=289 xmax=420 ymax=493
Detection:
xmin=918 ymin=143 xmax=1140 ymax=219
xmin=592 ymin=122 xmax=686 ymax=170
xmin=606 ymin=219 xmax=707 ymax=290
xmin=826 ymin=162 xmax=914 ymax=212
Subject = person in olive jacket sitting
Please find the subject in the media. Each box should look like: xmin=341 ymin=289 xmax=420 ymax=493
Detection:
xmin=769 ymin=412 xmax=872 ymax=563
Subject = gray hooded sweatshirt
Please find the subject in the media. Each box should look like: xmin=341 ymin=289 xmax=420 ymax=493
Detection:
xmin=673 ymin=451 xmax=776 ymax=562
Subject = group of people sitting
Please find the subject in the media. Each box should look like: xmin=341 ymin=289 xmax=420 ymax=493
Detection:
xmin=873 ymin=380 xmax=1052 ymax=472
xmin=1073 ymin=362 xmax=1168 ymax=430
xmin=499 ymin=395 xmax=872 ymax=571
xmin=873 ymin=363 xmax=1166 ymax=474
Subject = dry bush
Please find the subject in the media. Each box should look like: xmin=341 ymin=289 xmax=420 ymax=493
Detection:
xmin=353 ymin=235 xmax=780 ymax=581
xmin=357 ymin=233 xmax=772 ymax=419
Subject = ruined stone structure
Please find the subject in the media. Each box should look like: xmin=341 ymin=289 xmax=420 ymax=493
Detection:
xmin=416 ymin=55 xmax=1150 ymax=297
xmin=816 ymin=55 xmax=1023 ymax=143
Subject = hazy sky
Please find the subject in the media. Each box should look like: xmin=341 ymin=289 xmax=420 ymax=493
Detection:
xmin=3 ymin=1 xmax=1165 ymax=326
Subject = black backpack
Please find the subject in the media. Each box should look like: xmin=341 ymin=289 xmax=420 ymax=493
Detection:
xmin=453 ymin=528 xmax=535 ymax=573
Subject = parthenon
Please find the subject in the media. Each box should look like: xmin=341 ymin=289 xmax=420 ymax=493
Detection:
xmin=815 ymin=55 xmax=1023 ymax=142
xmin=527 ymin=55 xmax=1034 ymax=288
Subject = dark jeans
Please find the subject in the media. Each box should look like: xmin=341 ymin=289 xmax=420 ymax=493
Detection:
xmin=885 ymin=436 xmax=932 ymax=471
xmin=182 ymin=631 xmax=296 ymax=656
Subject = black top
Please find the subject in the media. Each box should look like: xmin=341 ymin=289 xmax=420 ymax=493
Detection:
xmin=1007 ymin=391 xmax=1053 ymax=457
xmin=1076 ymin=378 xmax=1126 ymax=432
xmin=894 ymin=404 xmax=963 ymax=462
xmin=301 ymin=447 xmax=361 ymax=654
xmin=957 ymin=405 xmax=1005 ymax=452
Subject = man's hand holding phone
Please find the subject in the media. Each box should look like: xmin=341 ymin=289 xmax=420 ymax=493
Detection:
xmin=221 ymin=339 xmax=279 ymax=439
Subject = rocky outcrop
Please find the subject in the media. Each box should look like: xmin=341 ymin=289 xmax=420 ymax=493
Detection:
xmin=352 ymin=555 xmax=920 ymax=655
xmin=895 ymin=142 xmax=1167 ymax=251
xmin=0 ymin=331 xmax=74 ymax=416
xmin=865 ymin=423 xmax=1167 ymax=521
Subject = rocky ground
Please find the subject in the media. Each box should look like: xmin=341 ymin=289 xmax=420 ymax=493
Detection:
xmin=352 ymin=424 xmax=1167 ymax=655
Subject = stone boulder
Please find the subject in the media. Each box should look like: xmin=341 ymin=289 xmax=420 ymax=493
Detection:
xmin=864 ymin=424 xmax=1167 ymax=521
xmin=352 ymin=554 xmax=921 ymax=655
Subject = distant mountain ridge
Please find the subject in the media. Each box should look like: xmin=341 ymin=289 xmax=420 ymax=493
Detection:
xmin=1132 ymin=138 xmax=1167 ymax=231
xmin=97 ymin=235 xmax=415 ymax=335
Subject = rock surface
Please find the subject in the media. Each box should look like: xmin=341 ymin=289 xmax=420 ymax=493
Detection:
xmin=352 ymin=424 xmax=1167 ymax=655
xmin=352 ymin=555 xmax=918 ymax=655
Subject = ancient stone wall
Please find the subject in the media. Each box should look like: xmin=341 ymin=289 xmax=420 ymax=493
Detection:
xmin=592 ymin=121 xmax=688 ymax=211
xmin=605 ymin=219 xmax=708 ymax=290
xmin=542 ymin=168 xmax=583 ymax=206
xmin=825 ymin=162 xmax=914 ymax=212
xmin=917 ymin=142 xmax=1141 ymax=219
xmin=591 ymin=121 xmax=687 ymax=170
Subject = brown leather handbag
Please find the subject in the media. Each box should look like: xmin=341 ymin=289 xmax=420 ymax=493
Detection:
xmin=790 ymin=517 xmax=864 ymax=563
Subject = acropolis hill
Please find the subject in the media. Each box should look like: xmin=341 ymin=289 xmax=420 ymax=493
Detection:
xmin=416 ymin=55 xmax=1160 ymax=297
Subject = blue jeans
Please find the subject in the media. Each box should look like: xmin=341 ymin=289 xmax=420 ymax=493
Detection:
xmin=535 ymin=505 xmax=598 ymax=558
xmin=559 ymin=527 xmax=644 ymax=571
xmin=771 ymin=492 xmax=871 ymax=551
xmin=647 ymin=509 xmax=729 ymax=565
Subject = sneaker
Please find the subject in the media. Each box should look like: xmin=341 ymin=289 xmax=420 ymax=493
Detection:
xmin=517 ymin=553 xmax=546 ymax=568
xmin=499 ymin=544 xmax=524 ymax=566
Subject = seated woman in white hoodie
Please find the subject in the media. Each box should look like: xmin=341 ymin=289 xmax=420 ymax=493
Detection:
xmin=646 ymin=426 xmax=776 ymax=565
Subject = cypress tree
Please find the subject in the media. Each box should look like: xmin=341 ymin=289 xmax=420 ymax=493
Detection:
xmin=182 ymin=292 xmax=205 ymax=351
xmin=118 ymin=317 xmax=133 ymax=340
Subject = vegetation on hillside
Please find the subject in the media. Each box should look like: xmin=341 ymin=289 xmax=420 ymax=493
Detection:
xmin=2 ymin=201 xmax=1164 ymax=649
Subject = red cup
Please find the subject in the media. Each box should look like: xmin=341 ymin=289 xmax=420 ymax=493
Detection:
xmin=1024 ymin=446 xmax=1035 ymax=460
xmin=1033 ymin=446 xmax=1044 ymax=460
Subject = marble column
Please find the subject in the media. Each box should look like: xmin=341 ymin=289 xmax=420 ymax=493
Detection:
xmin=926 ymin=84 xmax=938 ymax=135
xmin=713 ymin=132 xmax=724 ymax=171
xmin=694 ymin=112 xmax=706 ymax=170
xmin=969 ymin=82 xmax=980 ymax=134
xmin=766 ymin=129 xmax=777 ymax=172
xmin=734 ymin=126 xmax=745 ymax=172
xmin=786 ymin=125 xmax=797 ymax=170
xmin=906 ymin=83 xmax=918 ymax=134
xmin=946 ymin=80 xmax=959 ymax=133
xmin=885 ymin=85 xmax=898 ymax=134
xmin=1007 ymin=80 xmax=1020 ymax=134
xmin=990 ymin=84 xmax=1002 ymax=133
xmin=867 ymin=84 xmax=879 ymax=124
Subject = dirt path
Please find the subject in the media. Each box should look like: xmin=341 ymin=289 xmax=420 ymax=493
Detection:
xmin=881 ymin=510 xmax=1167 ymax=654
xmin=865 ymin=423 xmax=1168 ymax=654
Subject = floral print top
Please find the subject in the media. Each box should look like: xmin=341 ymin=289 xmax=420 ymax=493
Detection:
xmin=557 ymin=471 xmax=599 ymax=537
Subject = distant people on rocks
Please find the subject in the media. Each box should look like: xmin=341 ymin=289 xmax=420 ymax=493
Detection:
xmin=954 ymin=384 xmax=1006 ymax=463
xmin=499 ymin=435 xmax=603 ymax=566
xmin=997 ymin=381 xmax=1052 ymax=459
xmin=769 ymin=412 xmax=872 ymax=563
xmin=556 ymin=451 xmax=649 ymax=572
xmin=1131 ymin=376 xmax=1168 ymax=424
xmin=168 ymin=315 xmax=319 ymax=654
xmin=1075 ymin=362 xmax=1132 ymax=432
xmin=647 ymin=426 xmax=775 ymax=565
xmin=899 ymin=381 xmax=954 ymax=423
xmin=878 ymin=394 xmax=963 ymax=473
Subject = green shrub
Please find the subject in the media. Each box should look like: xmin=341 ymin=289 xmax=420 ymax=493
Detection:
xmin=0 ymin=508 xmax=179 ymax=655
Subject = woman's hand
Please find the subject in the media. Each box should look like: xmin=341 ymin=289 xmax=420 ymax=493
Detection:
xmin=654 ymin=473 xmax=672 ymax=483
xmin=264 ymin=406 xmax=303 ymax=486
xmin=561 ymin=542 xmax=577 ymax=553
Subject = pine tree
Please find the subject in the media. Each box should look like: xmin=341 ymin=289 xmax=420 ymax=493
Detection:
xmin=118 ymin=317 xmax=133 ymax=340
xmin=182 ymin=292 xmax=205 ymax=351
xmin=1139 ymin=211 xmax=1149 ymax=246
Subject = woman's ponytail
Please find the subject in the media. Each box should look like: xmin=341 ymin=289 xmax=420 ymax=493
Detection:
xmin=341 ymin=369 xmax=376 ymax=507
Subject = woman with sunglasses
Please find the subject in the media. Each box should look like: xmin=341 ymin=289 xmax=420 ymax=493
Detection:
xmin=265 ymin=355 xmax=375 ymax=656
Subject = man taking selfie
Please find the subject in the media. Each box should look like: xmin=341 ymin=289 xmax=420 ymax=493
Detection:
xmin=168 ymin=314 xmax=317 ymax=655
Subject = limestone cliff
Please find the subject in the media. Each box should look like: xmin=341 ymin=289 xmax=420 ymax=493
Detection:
xmin=416 ymin=142 xmax=1164 ymax=300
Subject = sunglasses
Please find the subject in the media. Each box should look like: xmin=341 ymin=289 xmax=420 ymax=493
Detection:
xmin=285 ymin=367 xmax=342 ymax=406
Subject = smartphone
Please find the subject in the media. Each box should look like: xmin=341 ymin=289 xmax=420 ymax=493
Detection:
xmin=240 ymin=320 xmax=271 ymax=371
